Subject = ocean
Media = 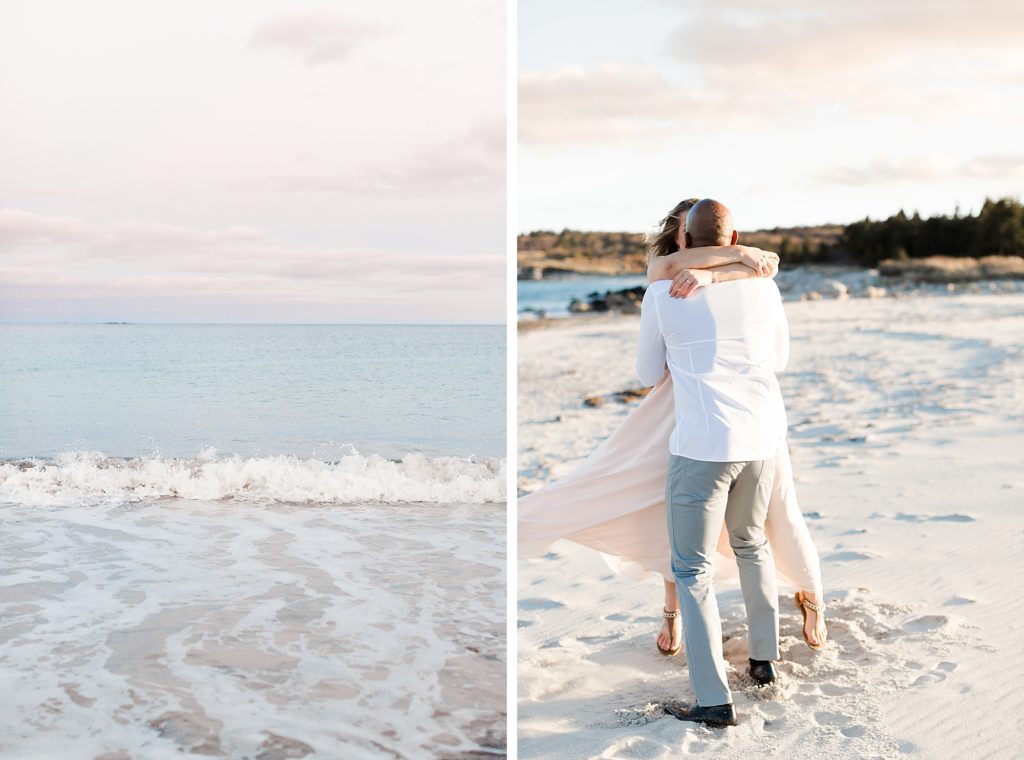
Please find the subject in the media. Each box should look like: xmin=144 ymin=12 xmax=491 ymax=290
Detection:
xmin=0 ymin=323 xmax=505 ymax=505
xmin=0 ymin=323 xmax=506 ymax=757
xmin=517 ymin=274 xmax=648 ymax=318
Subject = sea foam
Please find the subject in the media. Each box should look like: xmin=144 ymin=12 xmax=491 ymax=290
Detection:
xmin=0 ymin=450 xmax=506 ymax=506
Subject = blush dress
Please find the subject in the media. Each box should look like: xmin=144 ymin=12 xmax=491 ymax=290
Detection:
xmin=518 ymin=374 xmax=823 ymax=598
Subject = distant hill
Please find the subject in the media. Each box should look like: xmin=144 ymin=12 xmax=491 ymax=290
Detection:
xmin=518 ymin=226 xmax=842 ymax=279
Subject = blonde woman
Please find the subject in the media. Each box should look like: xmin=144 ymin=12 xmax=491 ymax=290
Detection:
xmin=518 ymin=198 xmax=827 ymax=656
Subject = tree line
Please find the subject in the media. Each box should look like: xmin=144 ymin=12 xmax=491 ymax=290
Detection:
xmin=519 ymin=197 xmax=1024 ymax=269
xmin=841 ymin=198 xmax=1024 ymax=265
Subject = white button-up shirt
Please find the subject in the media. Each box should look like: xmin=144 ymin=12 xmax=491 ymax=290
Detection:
xmin=636 ymin=278 xmax=789 ymax=462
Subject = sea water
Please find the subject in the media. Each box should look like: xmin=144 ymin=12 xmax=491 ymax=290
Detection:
xmin=0 ymin=324 xmax=505 ymax=460
xmin=0 ymin=323 xmax=506 ymax=758
xmin=0 ymin=324 xmax=505 ymax=505
xmin=517 ymin=274 xmax=648 ymax=318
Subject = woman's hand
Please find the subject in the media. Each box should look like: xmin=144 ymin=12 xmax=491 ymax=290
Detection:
xmin=668 ymin=268 xmax=713 ymax=298
xmin=738 ymin=247 xmax=780 ymax=277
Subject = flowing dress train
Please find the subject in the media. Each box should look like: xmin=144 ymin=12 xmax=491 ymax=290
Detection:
xmin=518 ymin=375 xmax=823 ymax=597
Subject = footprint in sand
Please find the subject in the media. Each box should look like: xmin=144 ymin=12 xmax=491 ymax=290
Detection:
xmin=901 ymin=614 xmax=948 ymax=633
xmin=894 ymin=512 xmax=975 ymax=523
xmin=813 ymin=710 xmax=868 ymax=738
xmin=599 ymin=737 xmax=666 ymax=759
xmin=756 ymin=702 xmax=788 ymax=732
xmin=912 ymin=661 xmax=958 ymax=687
xmin=911 ymin=671 xmax=947 ymax=687
xmin=577 ymin=633 xmax=622 ymax=645
xmin=943 ymin=595 xmax=976 ymax=606
xmin=607 ymin=703 xmax=665 ymax=728
xmin=633 ymin=616 xmax=662 ymax=625
xmin=819 ymin=682 xmax=857 ymax=697
xmin=826 ymin=550 xmax=878 ymax=562
xmin=518 ymin=597 xmax=565 ymax=611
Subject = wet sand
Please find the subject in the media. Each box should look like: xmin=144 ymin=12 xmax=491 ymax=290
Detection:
xmin=0 ymin=499 xmax=506 ymax=758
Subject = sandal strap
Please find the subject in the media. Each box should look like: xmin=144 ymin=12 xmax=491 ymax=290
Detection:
xmin=662 ymin=608 xmax=680 ymax=620
xmin=800 ymin=598 xmax=825 ymax=613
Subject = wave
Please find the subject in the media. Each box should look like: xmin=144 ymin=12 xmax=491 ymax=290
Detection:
xmin=0 ymin=450 xmax=506 ymax=506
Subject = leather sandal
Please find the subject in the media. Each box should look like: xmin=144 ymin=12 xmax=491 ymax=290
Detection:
xmin=657 ymin=608 xmax=682 ymax=656
xmin=795 ymin=591 xmax=827 ymax=650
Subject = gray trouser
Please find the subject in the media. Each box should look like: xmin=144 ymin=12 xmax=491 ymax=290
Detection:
xmin=666 ymin=455 xmax=780 ymax=707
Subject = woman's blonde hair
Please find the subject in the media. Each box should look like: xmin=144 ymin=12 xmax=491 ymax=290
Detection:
xmin=647 ymin=198 xmax=701 ymax=262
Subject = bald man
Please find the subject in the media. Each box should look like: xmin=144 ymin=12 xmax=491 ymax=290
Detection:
xmin=636 ymin=198 xmax=789 ymax=727
xmin=685 ymin=198 xmax=738 ymax=249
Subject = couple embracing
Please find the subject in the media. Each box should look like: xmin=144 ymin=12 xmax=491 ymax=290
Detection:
xmin=519 ymin=198 xmax=827 ymax=728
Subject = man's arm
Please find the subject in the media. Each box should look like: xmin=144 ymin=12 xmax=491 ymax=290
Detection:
xmin=636 ymin=289 xmax=668 ymax=386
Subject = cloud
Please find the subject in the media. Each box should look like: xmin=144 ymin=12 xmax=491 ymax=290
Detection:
xmin=817 ymin=153 xmax=1024 ymax=185
xmin=815 ymin=159 xmax=955 ymax=185
xmin=666 ymin=0 xmax=1024 ymax=72
xmin=255 ymin=120 xmax=505 ymax=196
xmin=520 ymin=1 xmax=1024 ymax=144
xmin=519 ymin=64 xmax=710 ymax=143
xmin=665 ymin=0 xmax=1024 ymax=114
xmin=250 ymin=9 xmax=386 ymax=66
xmin=963 ymin=153 xmax=1024 ymax=178
xmin=0 ymin=209 xmax=504 ymax=322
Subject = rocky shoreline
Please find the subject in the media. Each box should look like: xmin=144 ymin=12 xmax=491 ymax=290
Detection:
xmin=547 ymin=262 xmax=1024 ymax=319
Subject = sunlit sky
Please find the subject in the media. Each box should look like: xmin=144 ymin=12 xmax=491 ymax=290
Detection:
xmin=0 ymin=0 xmax=505 ymax=323
xmin=519 ymin=0 xmax=1024 ymax=233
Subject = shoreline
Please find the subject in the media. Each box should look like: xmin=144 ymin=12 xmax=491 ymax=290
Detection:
xmin=518 ymin=265 xmax=1024 ymax=325
xmin=518 ymin=254 xmax=1024 ymax=283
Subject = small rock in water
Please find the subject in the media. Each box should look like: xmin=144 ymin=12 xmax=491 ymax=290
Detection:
xmin=825 ymin=280 xmax=849 ymax=299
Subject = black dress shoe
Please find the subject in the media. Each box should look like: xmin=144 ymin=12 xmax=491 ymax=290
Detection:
xmin=748 ymin=658 xmax=777 ymax=686
xmin=664 ymin=702 xmax=737 ymax=728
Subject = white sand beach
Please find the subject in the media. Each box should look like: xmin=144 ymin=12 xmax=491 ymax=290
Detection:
xmin=518 ymin=292 xmax=1024 ymax=759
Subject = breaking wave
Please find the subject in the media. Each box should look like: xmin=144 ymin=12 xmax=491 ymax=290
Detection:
xmin=0 ymin=449 xmax=506 ymax=506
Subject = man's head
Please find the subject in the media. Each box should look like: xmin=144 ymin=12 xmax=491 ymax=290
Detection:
xmin=684 ymin=199 xmax=738 ymax=248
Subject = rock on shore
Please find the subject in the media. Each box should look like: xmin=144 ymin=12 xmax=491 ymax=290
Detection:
xmin=562 ymin=265 xmax=1024 ymax=316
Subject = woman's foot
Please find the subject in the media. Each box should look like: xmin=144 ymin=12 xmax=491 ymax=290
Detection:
xmin=657 ymin=608 xmax=682 ymax=655
xmin=796 ymin=591 xmax=827 ymax=650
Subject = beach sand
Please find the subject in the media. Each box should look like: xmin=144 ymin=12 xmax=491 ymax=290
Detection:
xmin=517 ymin=292 xmax=1024 ymax=759
xmin=0 ymin=498 xmax=506 ymax=759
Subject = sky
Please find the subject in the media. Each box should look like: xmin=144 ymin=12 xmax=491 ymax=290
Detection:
xmin=519 ymin=0 xmax=1024 ymax=233
xmin=0 ymin=0 xmax=505 ymax=323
